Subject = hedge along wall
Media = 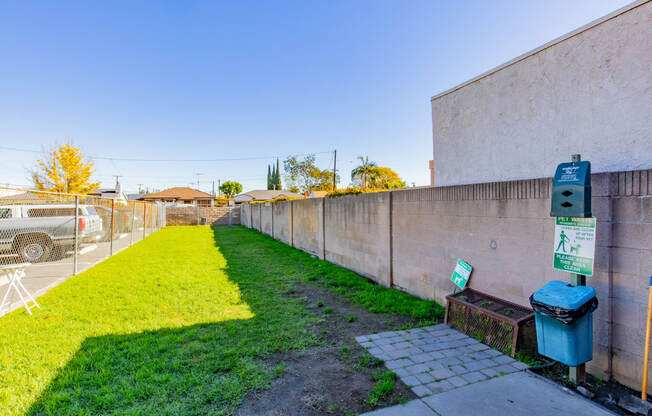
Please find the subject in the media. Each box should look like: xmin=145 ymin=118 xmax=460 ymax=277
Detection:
xmin=242 ymin=169 xmax=652 ymax=394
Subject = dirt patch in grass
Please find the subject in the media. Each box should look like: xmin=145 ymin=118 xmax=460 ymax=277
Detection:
xmin=235 ymin=281 xmax=425 ymax=416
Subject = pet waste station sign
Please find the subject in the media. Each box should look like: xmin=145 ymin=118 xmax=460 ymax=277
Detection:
xmin=450 ymin=259 xmax=472 ymax=289
xmin=553 ymin=217 xmax=596 ymax=276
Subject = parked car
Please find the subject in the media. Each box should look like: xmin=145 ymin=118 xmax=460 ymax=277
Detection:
xmin=0 ymin=204 xmax=103 ymax=262
xmin=93 ymin=206 xmax=143 ymax=242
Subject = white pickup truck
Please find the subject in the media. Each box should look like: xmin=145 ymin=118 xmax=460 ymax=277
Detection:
xmin=0 ymin=204 xmax=103 ymax=262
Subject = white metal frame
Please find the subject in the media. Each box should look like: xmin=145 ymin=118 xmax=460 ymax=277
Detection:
xmin=0 ymin=263 xmax=40 ymax=315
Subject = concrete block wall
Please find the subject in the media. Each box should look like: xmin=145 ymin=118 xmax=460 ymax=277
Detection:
xmin=391 ymin=179 xmax=554 ymax=305
xmin=272 ymin=201 xmax=292 ymax=245
xmin=241 ymin=169 xmax=652 ymax=392
xmin=324 ymin=192 xmax=391 ymax=286
xmin=590 ymin=170 xmax=652 ymax=389
xmin=166 ymin=206 xmax=240 ymax=225
xmin=241 ymin=203 xmax=251 ymax=228
xmin=260 ymin=203 xmax=273 ymax=236
xmin=291 ymin=198 xmax=323 ymax=257
xmin=251 ymin=203 xmax=261 ymax=231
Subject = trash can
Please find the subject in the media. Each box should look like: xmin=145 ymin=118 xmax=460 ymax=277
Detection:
xmin=529 ymin=280 xmax=598 ymax=366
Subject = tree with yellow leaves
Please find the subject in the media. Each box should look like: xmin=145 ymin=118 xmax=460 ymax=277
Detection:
xmin=32 ymin=144 xmax=100 ymax=194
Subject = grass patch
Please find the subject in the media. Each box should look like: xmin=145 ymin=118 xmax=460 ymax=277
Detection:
xmin=515 ymin=350 xmax=544 ymax=367
xmin=0 ymin=226 xmax=317 ymax=415
xmin=355 ymin=354 xmax=384 ymax=371
xmin=301 ymin=253 xmax=443 ymax=323
xmin=0 ymin=226 xmax=443 ymax=415
xmin=366 ymin=370 xmax=397 ymax=406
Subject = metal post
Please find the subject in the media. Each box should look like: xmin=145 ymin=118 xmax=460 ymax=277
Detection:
xmin=73 ymin=196 xmax=79 ymax=275
xmin=109 ymin=199 xmax=115 ymax=256
xmin=389 ymin=191 xmax=393 ymax=288
xmin=130 ymin=202 xmax=136 ymax=246
xmin=568 ymin=153 xmax=587 ymax=385
xmin=143 ymin=204 xmax=147 ymax=240
xmin=569 ymin=271 xmax=587 ymax=384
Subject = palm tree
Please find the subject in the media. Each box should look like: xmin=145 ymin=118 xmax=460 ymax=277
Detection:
xmin=351 ymin=156 xmax=377 ymax=188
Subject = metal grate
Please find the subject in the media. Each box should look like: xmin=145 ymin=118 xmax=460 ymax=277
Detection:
xmin=445 ymin=288 xmax=536 ymax=357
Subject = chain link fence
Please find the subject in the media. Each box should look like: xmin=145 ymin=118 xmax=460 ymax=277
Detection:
xmin=0 ymin=187 xmax=165 ymax=317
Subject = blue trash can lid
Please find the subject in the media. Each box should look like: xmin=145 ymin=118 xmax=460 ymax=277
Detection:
xmin=532 ymin=280 xmax=596 ymax=310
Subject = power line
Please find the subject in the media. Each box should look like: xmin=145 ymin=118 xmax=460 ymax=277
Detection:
xmin=0 ymin=146 xmax=333 ymax=163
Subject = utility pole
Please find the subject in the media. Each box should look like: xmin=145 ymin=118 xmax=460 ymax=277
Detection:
xmin=212 ymin=181 xmax=215 ymax=196
xmin=333 ymin=149 xmax=337 ymax=191
xmin=218 ymin=179 xmax=221 ymax=196
xmin=193 ymin=172 xmax=203 ymax=190
xmin=113 ymin=175 xmax=122 ymax=187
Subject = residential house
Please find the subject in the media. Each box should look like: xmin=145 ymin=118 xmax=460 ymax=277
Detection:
xmin=233 ymin=190 xmax=302 ymax=203
xmin=89 ymin=182 xmax=128 ymax=205
xmin=139 ymin=187 xmax=215 ymax=206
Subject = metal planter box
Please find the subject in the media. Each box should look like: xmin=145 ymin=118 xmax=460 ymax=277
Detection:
xmin=445 ymin=288 xmax=536 ymax=357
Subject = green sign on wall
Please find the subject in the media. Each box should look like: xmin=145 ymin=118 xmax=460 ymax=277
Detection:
xmin=451 ymin=259 xmax=472 ymax=289
xmin=553 ymin=217 xmax=596 ymax=276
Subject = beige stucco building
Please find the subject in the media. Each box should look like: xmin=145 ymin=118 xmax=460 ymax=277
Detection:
xmin=431 ymin=0 xmax=652 ymax=187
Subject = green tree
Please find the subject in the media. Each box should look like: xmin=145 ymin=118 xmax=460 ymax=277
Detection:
xmin=366 ymin=167 xmax=406 ymax=189
xmin=350 ymin=156 xmax=377 ymax=188
xmin=283 ymin=154 xmax=338 ymax=193
xmin=219 ymin=181 xmax=243 ymax=198
xmin=32 ymin=143 xmax=100 ymax=194
xmin=267 ymin=165 xmax=272 ymax=190
xmin=274 ymin=158 xmax=282 ymax=190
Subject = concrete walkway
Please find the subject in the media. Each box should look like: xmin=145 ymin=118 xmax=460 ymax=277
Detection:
xmin=357 ymin=324 xmax=614 ymax=416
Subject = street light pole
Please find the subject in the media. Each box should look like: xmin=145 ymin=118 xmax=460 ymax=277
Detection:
xmin=333 ymin=149 xmax=337 ymax=191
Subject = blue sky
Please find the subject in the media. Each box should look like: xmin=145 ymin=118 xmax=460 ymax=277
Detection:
xmin=0 ymin=0 xmax=631 ymax=193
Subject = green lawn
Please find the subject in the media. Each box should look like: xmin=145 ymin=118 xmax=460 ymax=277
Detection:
xmin=0 ymin=226 xmax=442 ymax=415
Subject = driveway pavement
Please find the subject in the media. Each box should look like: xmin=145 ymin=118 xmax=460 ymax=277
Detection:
xmin=357 ymin=325 xmax=614 ymax=416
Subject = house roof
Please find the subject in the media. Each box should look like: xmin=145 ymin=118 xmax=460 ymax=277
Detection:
xmin=0 ymin=191 xmax=43 ymax=200
xmin=234 ymin=190 xmax=302 ymax=201
xmin=90 ymin=188 xmax=128 ymax=201
xmin=93 ymin=188 xmax=117 ymax=194
xmin=139 ymin=187 xmax=213 ymax=200
xmin=309 ymin=191 xmax=329 ymax=198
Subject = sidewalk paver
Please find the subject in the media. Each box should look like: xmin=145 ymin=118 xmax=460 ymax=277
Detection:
xmin=357 ymin=325 xmax=615 ymax=416
xmin=355 ymin=324 xmax=522 ymax=398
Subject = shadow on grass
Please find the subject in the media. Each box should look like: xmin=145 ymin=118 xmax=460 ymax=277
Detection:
xmin=25 ymin=226 xmax=316 ymax=416
xmin=25 ymin=225 xmax=441 ymax=415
